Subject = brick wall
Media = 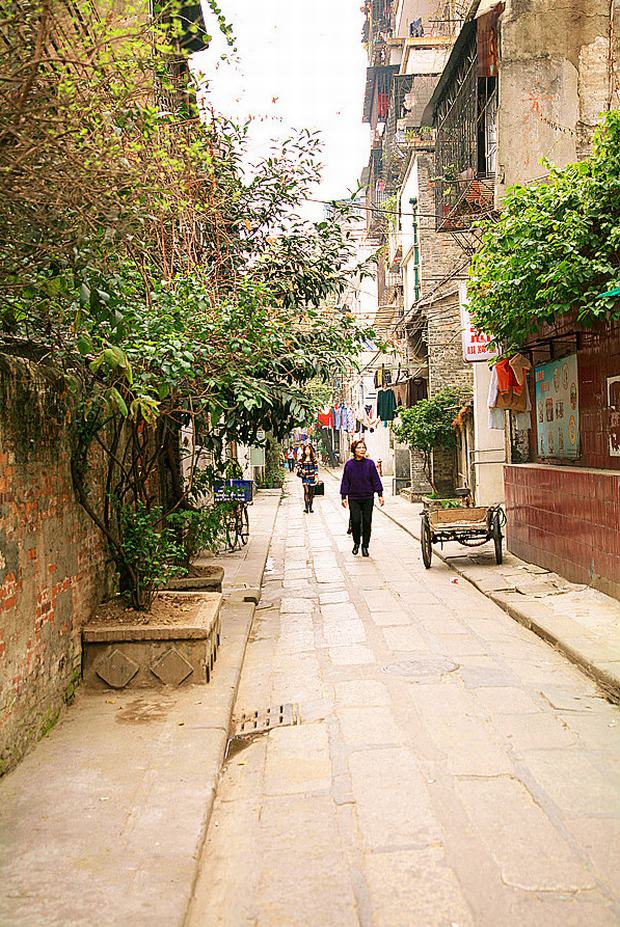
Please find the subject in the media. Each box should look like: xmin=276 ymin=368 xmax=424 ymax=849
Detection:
xmin=416 ymin=154 xmax=473 ymax=494
xmin=417 ymin=155 xmax=467 ymax=300
xmin=0 ymin=355 xmax=110 ymax=774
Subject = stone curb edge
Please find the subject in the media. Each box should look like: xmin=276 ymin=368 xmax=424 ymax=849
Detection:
xmin=182 ymin=488 xmax=283 ymax=927
xmin=376 ymin=500 xmax=620 ymax=706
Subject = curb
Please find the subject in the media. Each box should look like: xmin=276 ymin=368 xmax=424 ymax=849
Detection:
xmin=376 ymin=500 xmax=620 ymax=705
xmin=183 ymin=487 xmax=282 ymax=926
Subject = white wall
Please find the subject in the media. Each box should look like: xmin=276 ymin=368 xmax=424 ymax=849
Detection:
xmin=472 ymin=360 xmax=506 ymax=505
xmin=394 ymin=0 xmax=443 ymax=37
xmin=399 ymin=156 xmax=420 ymax=316
xmin=402 ymin=45 xmax=451 ymax=74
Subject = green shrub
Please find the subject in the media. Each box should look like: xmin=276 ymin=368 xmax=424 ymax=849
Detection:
xmin=120 ymin=504 xmax=185 ymax=609
xmin=393 ymin=388 xmax=471 ymax=493
xmin=166 ymin=504 xmax=231 ymax=568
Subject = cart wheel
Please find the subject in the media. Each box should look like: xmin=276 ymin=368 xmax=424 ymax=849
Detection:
xmin=421 ymin=515 xmax=433 ymax=569
xmin=239 ymin=504 xmax=250 ymax=547
xmin=492 ymin=511 xmax=503 ymax=565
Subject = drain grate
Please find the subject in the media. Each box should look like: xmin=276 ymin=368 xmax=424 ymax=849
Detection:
xmin=233 ymin=703 xmax=300 ymax=738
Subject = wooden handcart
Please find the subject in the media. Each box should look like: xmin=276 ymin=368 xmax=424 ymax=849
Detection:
xmin=420 ymin=497 xmax=505 ymax=569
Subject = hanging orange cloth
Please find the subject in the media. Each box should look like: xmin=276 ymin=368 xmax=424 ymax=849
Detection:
xmin=492 ymin=355 xmax=532 ymax=413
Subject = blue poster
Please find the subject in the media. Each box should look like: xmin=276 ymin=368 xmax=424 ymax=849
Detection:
xmin=534 ymin=354 xmax=579 ymax=458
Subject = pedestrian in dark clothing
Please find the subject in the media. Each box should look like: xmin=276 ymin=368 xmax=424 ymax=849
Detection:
xmin=298 ymin=444 xmax=319 ymax=513
xmin=340 ymin=439 xmax=384 ymax=556
xmin=285 ymin=446 xmax=296 ymax=472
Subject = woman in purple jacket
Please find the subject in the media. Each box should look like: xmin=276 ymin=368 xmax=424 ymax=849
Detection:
xmin=340 ymin=439 xmax=384 ymax=557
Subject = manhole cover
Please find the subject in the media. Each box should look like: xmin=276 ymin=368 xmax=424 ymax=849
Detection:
xmin=233 ymin=703 xmax=300 ymax=737
xmin=382 ymin=658 xmax=459 ymax=678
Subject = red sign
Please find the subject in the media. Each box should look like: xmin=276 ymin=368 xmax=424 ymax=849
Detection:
xmin=459 ymin=283 xmax=497 ymax=363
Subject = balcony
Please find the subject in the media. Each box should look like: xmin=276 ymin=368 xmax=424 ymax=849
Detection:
xmin=422 ymin=15 xmax=501 ymax=231
xmin=385 ymin=269 xmax=403 ymax=288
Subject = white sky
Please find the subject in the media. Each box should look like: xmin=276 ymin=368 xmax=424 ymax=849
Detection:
xmin=194 ymin=0 xmax=370 ymax=215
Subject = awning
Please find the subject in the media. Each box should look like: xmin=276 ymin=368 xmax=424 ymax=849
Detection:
xmin=420 ymin=21 xmax=476 ymax=125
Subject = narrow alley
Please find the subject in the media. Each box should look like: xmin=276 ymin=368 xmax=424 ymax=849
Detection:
xmin=186 ymin=476 xmax=620 ymax=927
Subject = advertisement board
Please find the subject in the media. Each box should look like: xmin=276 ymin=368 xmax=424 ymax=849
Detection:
xmin=459 ymin=282 xmax=498 ymax=363
xmin=534 ymin=354 xmax=579 ymax=458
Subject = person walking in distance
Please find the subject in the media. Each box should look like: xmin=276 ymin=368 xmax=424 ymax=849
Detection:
xmin=340 ymin=439 xmax=384 ymax=556
xmin=298 ymin=444 xmax=319 ymax=514
xmin=285 ymin=446 xmax=295 ymax=472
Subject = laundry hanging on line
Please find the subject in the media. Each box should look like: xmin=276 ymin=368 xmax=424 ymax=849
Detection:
xmin=377 ymin=389 xmax=397 ymax=422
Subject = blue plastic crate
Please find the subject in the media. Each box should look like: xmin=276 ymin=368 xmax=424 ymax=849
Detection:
xmin=213 ymin=479 xmax=254 ymax=503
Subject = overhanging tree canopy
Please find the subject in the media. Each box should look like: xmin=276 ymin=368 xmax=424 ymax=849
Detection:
xmin=467 ymin=110 xmax=620 ymax=349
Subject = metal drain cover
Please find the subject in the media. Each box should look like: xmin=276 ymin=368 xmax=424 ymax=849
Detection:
xmin=233 ymin=703 xmax=300 ymax=737
xmin=382 ymin=658 xmax=459 ymax=678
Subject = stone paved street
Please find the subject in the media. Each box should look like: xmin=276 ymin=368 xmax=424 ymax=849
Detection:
xmin=187 ymin=477 xmax=620 ymax=927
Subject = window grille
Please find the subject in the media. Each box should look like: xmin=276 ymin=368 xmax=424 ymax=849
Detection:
xmin=434 ymin=28 xmax=497 ymax=231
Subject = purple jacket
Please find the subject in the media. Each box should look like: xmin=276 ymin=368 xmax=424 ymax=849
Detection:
xmin=340 ymin=457 xmax=384 ymax=501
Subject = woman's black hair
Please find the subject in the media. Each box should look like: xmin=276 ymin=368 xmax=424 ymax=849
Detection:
xmin=303 ymin=444 xmax=317 ymax=462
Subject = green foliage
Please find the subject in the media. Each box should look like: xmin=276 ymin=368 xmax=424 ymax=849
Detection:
xmin=393 ymin=389 xmax=470 ymax=492
xmin=383 ymin=194 xmax=399 ymax=232
xmin=0 ymin=0 xmax=374 ymax=610
xmin=468 ymin=111 xmax=620 ymax=349
xmin=255 ymin=435 xmax=286 ymax=489
xmin=166 ymin=505 xmax=230 ymax=567
xmin=120 ymin=504 xmax=186 ymax=609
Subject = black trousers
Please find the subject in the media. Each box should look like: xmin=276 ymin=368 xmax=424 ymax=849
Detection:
xmin=303 ymin=484 xmax=315 ymax=510
xmin=349 ymin=498 xmax=374 ymax=547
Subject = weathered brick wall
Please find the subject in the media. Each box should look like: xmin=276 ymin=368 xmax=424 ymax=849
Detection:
xmin=416 ymin=156 xmax=474 ymax=493
xmin=416 ymin=154 xmax=467 ymax=304
xmin=0 ymin=355 xmax=110 ymax=774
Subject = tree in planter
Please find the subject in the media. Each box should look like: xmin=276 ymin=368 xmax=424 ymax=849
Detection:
xmin=120 ymin=504 xmax=186 ymax=610
xmin=392 ymin=389 xmax=471 ymax=495
xmin=1 ymin=0 xmax=375 ymax=610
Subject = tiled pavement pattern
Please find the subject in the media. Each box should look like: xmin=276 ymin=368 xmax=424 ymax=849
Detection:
xmin=187 ymin=478 xmax=620 ymax=927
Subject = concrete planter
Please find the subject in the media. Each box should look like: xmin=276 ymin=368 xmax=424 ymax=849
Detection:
xmin=165 ymin=565 xmax=224 ymax=592
xmin=82 ymin=592 xmax=222 ymax=690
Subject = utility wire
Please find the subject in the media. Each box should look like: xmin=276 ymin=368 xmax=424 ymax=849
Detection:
xmin=307 ymin=196 xmax=497 ymax=223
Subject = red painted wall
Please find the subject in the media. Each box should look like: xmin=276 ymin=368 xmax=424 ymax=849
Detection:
xmin=506 ymin=319 xmax=620 ymax=599
xmin=505 ymin=464 xmax=620 ymax=599
xmin=528 ymin=318 xmax=620 ymax=470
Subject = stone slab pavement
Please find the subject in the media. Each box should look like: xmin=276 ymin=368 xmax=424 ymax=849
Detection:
xmin=187 ymin=474 xmax=620 ymax=927
xmin=369 ymin=478 xmax=620 ymax=704
xmin=0 ymin=489 xmax=281 ymax=927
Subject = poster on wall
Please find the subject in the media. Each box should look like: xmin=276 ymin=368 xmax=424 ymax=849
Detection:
xmin=459 ymin=282 xmax=498 ymax=363
xmin=608 ymin=375 xmax=620 ymax=457
xmin=534 ymin=354 xmax=580 ymax=459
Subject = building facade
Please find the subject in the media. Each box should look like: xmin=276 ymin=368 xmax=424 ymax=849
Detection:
xmin=423 ymin=0 xmax=620 ymax=596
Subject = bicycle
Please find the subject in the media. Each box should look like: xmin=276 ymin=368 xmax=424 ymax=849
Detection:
xmin=213 ymin=479 xmax=253 ymax=552
xmin=224 ymin=500 xmax=250 ymax=551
